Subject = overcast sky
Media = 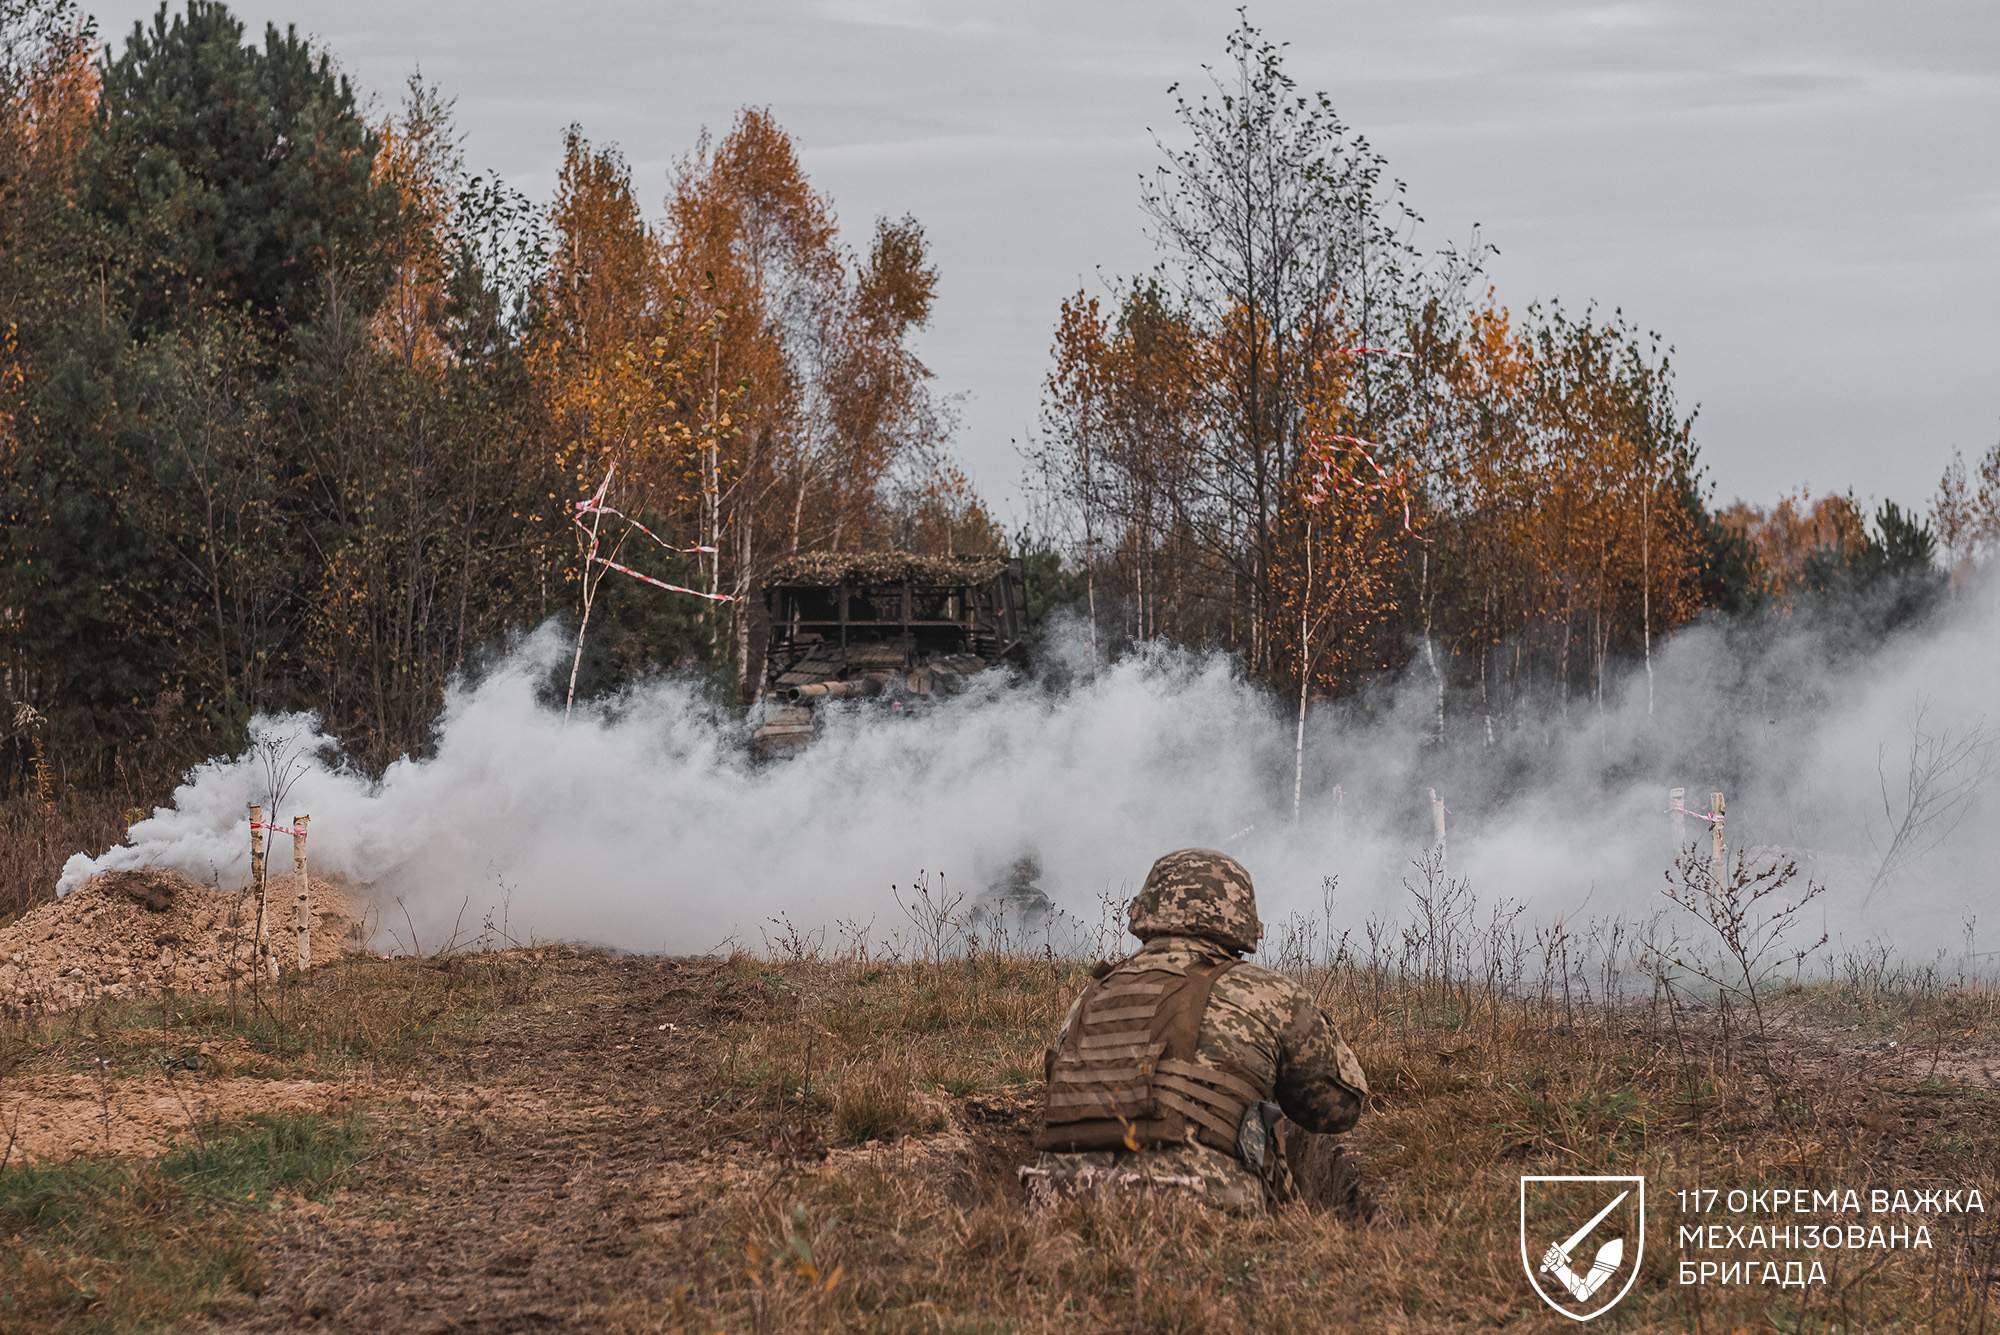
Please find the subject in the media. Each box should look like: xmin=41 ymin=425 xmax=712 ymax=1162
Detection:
xmin=93 ymin=0 xmax=2000 ymax=524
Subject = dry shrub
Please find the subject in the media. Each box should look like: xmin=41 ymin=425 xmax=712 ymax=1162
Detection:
xmin=0 ymin=790 xmax=137 ymax=923
xmin=1 ymin=948 xmax=557 ymax=1083
xmin=830 ymin=1053 xmax=946 ymax=1146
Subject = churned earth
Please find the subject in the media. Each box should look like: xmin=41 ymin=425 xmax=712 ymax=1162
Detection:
xmin=210 ymin=954 xmax=1049 ymax=1333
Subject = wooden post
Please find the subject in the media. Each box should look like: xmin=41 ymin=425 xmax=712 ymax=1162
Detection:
xmin=1670 ymin=787 xmax=1686 ymax=854
xmin=292 ymin=814 xmax=311 ymax=970
xmin=1710 ymin=791 xmax=1726 ymax=877
xmin=1429 ymin=787 xmax=1448 ymax=874
xmin=249 ymin=805 xmax=269 ymax=975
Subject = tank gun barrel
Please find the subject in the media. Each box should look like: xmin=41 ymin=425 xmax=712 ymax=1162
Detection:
xmin=786 ymin=676 xmax=886 ymax=702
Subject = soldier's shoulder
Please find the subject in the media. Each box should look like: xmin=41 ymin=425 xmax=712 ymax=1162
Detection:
xmin=1216 ymin=961 xmax=1311 ymax=1008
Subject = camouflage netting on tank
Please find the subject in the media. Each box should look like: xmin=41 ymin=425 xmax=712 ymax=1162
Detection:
xmin=764 ymin=551 xmax=1007 ymax=587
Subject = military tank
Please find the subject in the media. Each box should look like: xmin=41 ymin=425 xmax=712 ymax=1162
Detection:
xmin=751 ymin=551 xmax=1025 ymax=754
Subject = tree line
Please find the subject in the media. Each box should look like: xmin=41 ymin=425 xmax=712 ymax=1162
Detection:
xmin=1 ymin=0 xmax=997 ymax=791
xmin=2 ymin=3 xmax=1976 ymax=805
xmin=1024 ymin=17 xmax=1971 ymax=749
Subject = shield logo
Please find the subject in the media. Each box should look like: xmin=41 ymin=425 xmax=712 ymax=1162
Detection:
xmin=1520 ymin=1175 xmax=1645 ymax=1321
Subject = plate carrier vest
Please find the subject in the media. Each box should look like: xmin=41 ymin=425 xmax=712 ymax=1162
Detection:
xmin=1034 ymin=954 xmax=1270 ymax=1156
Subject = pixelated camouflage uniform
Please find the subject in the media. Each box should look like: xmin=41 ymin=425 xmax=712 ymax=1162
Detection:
xmin=1031 ymin=849 xmax=1367 ymax=1214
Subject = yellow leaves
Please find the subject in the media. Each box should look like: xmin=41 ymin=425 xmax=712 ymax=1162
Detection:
xmin=738 ymin=1209 xmax=846 ymax=1305
xmin=792 ymin=1258 xmax=844 ymax=1292
xmin=1721 ymin=490 xmax=1862 ymax=606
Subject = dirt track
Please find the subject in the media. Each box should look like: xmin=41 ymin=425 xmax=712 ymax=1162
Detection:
xmin=212 ymin=954 xmax=1037 ymax=1333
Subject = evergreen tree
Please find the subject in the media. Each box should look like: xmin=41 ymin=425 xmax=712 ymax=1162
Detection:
xmin=85 ymin=0 xmax=394 ymax=336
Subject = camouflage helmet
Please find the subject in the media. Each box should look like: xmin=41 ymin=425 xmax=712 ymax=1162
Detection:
xmin=1126 ymin=848 xmax=1263 ymax=954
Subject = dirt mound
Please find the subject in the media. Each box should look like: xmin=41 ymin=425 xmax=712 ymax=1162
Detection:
xmin=0 ymin=869 xmax=361 ymax=1015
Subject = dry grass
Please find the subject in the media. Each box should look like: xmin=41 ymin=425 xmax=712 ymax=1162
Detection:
xmin=3 ymin=880 xmax=1998 ymax=1330
xmin=0 ymin=948 xmax=564 ymax=1332
xmin=1 ymin=949 xmax=558 ymax=1086
xmin=0 ymin=1112 xmax=369 ymax=1335
xmin=692 ymin=948 xmax=1082 ymax=1111
xmin=0 ymin=789 xmax=138 ymax=922
xmin=601 ymin=945 xmax=2000 ymax=1334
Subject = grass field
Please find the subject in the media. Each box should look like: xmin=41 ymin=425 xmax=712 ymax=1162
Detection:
xmin=3 ymin=914 xmax=1999 ymax=1333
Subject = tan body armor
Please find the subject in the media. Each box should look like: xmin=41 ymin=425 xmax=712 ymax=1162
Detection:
xmin=1034 ymin=955 xmax=1267 ymax=1156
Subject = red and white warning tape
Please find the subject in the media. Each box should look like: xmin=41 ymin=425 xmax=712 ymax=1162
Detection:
xmin=589 ymin=556 xmax=739 ymax=603
xmin=1665 ymin=798 xmax=1722 ymax=825
xmin=571 ymin=464 xmax=742 ymax=604
xmin=575 ymin=495 xmax=717 ymax=557
xmin=250 ymin=820 xmax=306 ymax=838
xmin=1299 ymin=432 xmax=1424 ymax=539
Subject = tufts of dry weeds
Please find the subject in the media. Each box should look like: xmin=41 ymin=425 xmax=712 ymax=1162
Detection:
xmin=608 ymin=856 xmax=2000 ymax=1333
xmin=615 ymin=938 xmax=2000 ymax=1334
xmin=0 ymin=789 xmax=143 ymax=922
xmin=6 ymin=859 xmax=1999 ymax=1331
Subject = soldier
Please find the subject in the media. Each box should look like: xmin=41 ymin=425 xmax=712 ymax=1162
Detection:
xmin=1024 ymin=848 xmax=1368 ymax=1214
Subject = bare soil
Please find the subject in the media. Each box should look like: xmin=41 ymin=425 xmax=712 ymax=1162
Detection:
xmin=0 ymin=870 xmax=361 ymax=1015
xmin=202 ymin=954 xmax=1044 ymax=1332
xmin=1 ymin=1066 xmax=354 ymax=1162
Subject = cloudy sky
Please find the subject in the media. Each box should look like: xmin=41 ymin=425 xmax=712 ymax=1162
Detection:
xmin=93 ymin=0 xmax=2000 ymax=523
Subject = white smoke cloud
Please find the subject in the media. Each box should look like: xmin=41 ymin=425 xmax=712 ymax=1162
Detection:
xmin=59 ymin=581 xmax=2000 ymax=961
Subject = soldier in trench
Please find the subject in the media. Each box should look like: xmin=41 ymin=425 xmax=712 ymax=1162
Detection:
xmin=1025 ymin=848 xmax=1371 ymax=1214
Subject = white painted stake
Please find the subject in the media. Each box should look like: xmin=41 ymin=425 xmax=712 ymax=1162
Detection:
xmin=1670 ymin=787 xmax=1686 ymax=854
xmin=1429 ymin=788 xmax=1448 ymax=874
xmin=292 ymin=814 xmax=311 ymax=970
xmin=249 ymin=804 xmax=270 ymax=975
xmin=1710 ymin=791 xmax=1726 ymax=877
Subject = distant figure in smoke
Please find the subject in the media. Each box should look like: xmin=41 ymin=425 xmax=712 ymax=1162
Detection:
xmin=966 ymin=855 xmax=1055 ymax=942
xmin=1023 ymin=849 xmax=1371 ymax=1214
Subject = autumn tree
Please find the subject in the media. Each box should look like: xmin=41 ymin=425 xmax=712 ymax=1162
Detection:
xmin=1716 ymin=490 xmax=1863 ymax=605
xmin=1032 ymin=14 xmax=1718 ymax=748
xmin=1032 ymin=280 xmax=1206 ymax=656
xmin=5 ymin=13 xmax=565 ymax=780
xmin=1929 ymin=440 xmax=2000 ymax=581
xmin=523 ymin=110 xmax=976 ymax=699
xmin=1422 ymin=302 xmax=1705 ymax=729
xmin=661 ymin=109 xmax=965 ymax=691
xmin=1138 ymin=16 xmax=1423 ymax=671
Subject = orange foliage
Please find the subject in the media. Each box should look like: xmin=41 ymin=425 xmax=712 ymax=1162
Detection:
xmin=1036 ymin=284 xmax=1707 ymax=715
xmin=1033 ymin=284 xmax=1207 ymax=646
xmin=1716 ymin=491 xmax=1864 ymax=603
xmin=370 ymin=79 xmax=459 ymax=369
xmin=527 ymin=110 xmax=973 ymax=693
